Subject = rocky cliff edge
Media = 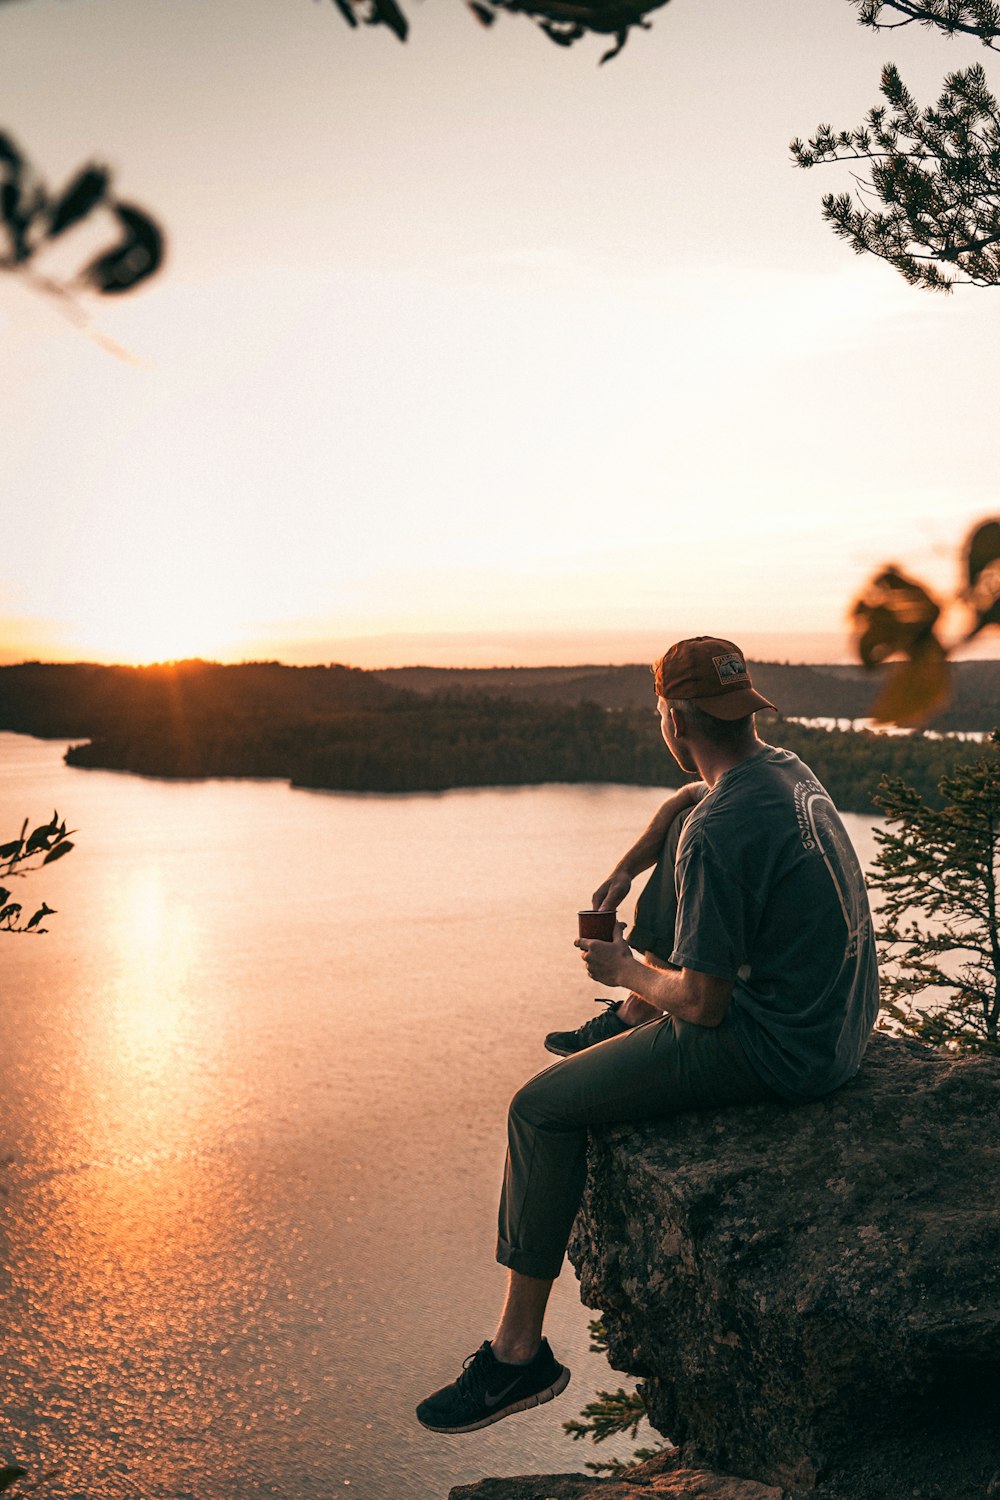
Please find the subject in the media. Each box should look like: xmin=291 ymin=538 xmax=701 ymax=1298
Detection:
xmin=451 ymin=1034 xmax=1000 ymax=1500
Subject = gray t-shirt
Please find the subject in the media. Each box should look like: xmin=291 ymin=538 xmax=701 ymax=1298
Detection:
xmin=670 ymin=744 xmax=879 ymax=1101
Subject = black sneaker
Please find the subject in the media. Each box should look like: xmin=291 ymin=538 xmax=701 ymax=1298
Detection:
xmin=416 ymin=1338 xmax=570 ymax=1433
xmin=544 ymin=998 xmax=628 ymax=1057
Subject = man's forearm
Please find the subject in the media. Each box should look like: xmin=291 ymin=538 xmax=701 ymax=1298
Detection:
xmin=610 ymin=783 xmax=702 ymax=882
xmin=618 ymin=951 xmax=731 ymax=1028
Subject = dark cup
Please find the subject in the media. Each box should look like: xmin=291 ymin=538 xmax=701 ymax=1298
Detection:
xmin=578 ymin=909 xmax=617 ymax=942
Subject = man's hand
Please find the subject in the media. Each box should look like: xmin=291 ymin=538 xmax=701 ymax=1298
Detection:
xmin=591 ymin=870 xmax=632 ymax=912
xmin=575 ymin=921 xmax=636 ymax=989
xmin=576 ymin=924 xmax=734 ymax=1027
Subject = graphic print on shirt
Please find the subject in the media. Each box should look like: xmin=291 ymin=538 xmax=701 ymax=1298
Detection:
xmin=793 ymin=779 xmax=867 ymax=959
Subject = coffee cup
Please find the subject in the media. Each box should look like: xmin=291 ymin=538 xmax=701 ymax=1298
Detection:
xmin=578 ymin=910 xmax=617 ymax=942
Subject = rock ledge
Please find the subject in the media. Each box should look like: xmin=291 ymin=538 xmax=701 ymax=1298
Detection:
xmin=448 ymin=1036 xmax=1000 ymax=1500
xmin=568 ymin=1034 xmax=1000 ymax=1497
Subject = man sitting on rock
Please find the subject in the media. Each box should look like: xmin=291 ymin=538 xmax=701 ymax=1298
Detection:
xmin=416 ymin=635 xmax=880 ymax=1436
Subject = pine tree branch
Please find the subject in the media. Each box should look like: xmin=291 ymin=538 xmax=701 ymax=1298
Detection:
xmin=849 ymin=1 xmax=1000 ymax=50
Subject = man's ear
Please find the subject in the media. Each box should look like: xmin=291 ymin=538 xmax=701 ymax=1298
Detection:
xmin=669 ymin=704 xmax=685 ymax=739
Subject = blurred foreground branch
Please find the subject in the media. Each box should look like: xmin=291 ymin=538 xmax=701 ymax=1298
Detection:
xmin=851 ymin=518 xmax=1000 ymax=725
xmin=0 ymin=811 xmax=74 ymax=935
xmin=1 ymin=131 xmax=165 ymax=302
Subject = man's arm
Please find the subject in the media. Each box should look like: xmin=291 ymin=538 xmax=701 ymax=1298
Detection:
xmin=576 ymin=924 xmax=733 ymax=1028
xmin=591 ymin=782 xmax=705 ymax=912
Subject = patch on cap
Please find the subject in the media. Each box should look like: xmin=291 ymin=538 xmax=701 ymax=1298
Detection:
xmin=712 ymin=652 xmax=748 ymax=685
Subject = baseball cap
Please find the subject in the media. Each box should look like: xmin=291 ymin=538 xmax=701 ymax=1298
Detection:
xmin=652 ymin=637 xmax=777 ymax=720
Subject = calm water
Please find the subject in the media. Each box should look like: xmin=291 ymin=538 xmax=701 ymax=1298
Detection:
xmin=0 ymin=733 xmax=880 ymax=1499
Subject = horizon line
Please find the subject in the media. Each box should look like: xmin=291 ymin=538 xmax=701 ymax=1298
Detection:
xmin=4 ymin=652 xmax=1000 ymax=672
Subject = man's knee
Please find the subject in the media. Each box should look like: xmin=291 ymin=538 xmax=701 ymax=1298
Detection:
xmin=508 ymin=1067 xmax=564 ymax=1134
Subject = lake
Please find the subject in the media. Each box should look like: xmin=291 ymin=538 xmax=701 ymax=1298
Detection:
xmin=0 ymin=733 xmax=880 ymax=1499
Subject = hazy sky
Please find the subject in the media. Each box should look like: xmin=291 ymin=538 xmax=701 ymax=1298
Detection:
xmin=2 ymin=0 xmax=998 ymax=666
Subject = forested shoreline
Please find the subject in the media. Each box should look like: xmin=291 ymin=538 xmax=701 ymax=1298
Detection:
xmin=1 ymin=659 xmax=995 ymax=812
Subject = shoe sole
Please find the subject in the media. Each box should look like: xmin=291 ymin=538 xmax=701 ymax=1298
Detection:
xmin=544 ymin=1031 xmax=625 ymax=1058
xmin=543 ymin=1038 xmax=573 ymax=1057
xmin=417 ymin=1365 xmax=571 ymax=1434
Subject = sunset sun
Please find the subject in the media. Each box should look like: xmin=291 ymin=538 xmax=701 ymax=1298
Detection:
xmin=72 ymin=592 xmax=257 ymax=666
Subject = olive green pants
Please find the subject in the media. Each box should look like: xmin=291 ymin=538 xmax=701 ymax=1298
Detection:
xmin=496 ymin=805 xmax=775 ymax=1281
xmin=496 ymin=1010 xmax=774 ymax=1279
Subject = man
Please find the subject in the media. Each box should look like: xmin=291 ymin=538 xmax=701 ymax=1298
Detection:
xmin=416 ymin=636 xmax=880 ymax=1435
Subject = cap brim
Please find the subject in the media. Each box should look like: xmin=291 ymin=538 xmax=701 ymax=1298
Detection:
xmin=697 ymin=688 xmax=777 ymax=720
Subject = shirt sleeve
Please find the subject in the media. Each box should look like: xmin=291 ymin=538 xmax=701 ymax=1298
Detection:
xmin=669 ymin=816 xmax=757 ymax=981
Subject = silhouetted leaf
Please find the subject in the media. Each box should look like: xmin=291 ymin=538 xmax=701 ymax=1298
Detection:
xmin=968 ymin=595 xmax=1000 ymax=636
xmin=852 ymin=566 xmax=950 ymax=725
xmin=468 ymin=2 xmax=496 ymax=24
xmin=0 ymin=1467 xmax=26 ymax=1494
xmin=48 ymin=165 xmax=109 ymax=237
xmin=538 ymin=21 xmax=578 ymax=46
xmin=330 ymin=0 xmax=359 ymax=26
xmin=369 ymin=0 xmax=409 ymax=40
xmin=0 ymin=134 xmax=23 ymax=172
xmin=962 ymin=517 xmax=1000 ymax=637
xmin=851 ymin=567 xmax=940 ymax=667
xmin=83 ymin=202 xmax=165 ymax=294
xmin=966 ymin=519 xmax=1000 ymax=589
xmin=1 ymin=180 xmax=31 ymax=262
xmin=0 ymin=839 xmax=23 ymax=860
xmin=599 ymin=29 xmax=630 ymax=62
xmin=24 ymin=903 xmax=55 ymax=931
xmin=24 ymin=818 xmax=57 ymax=855
xmin=869 ymin=635 xmax=951 ymax=726
xmin=0 ymin=888 xmax=8 ymax=905
xmin=0 ymin=903 xmax=22 ymax=924
xmin=42 ymin=840 xmax=74 ymax=864
xmin=1 ymin=136 xmax=47 ymax=263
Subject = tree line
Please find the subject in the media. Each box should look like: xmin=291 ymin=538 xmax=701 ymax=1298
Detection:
xmin=0 ymin=661 xmax=987 ymax=812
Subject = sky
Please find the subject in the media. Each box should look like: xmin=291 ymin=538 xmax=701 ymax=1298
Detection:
xmin=2 ymin=0 xmax=999 ymax=668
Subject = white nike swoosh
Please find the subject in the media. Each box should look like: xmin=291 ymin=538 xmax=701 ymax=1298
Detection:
xmin=483 ymin=1377 xmax=523 ymax=1408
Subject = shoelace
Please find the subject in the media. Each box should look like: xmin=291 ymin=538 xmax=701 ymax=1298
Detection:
xmin=575 ymin=998 xmax=620 ymax=1040
xmin=455 ymin=1342 xmax=495 ymax=1402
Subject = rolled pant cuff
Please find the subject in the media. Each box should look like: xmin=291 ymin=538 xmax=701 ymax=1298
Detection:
xmin=496 ymin=1236 xmax=564 ymax=1281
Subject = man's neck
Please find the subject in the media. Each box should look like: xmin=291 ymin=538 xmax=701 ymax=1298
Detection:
xmin=693 ymin=733 xmax=764 ymax=789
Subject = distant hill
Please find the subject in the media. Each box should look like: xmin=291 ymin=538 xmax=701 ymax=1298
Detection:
xmin=374 ymin=664 xmax=658 ymax=709
xmin=374 ymin=659 xmax=1000 ymax=732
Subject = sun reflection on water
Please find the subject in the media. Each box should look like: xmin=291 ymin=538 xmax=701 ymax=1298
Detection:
xmin=110 ymin=868 xmax=196 ymax=1059
xmin=91 ymin=866 xmax=216 ymax=1161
